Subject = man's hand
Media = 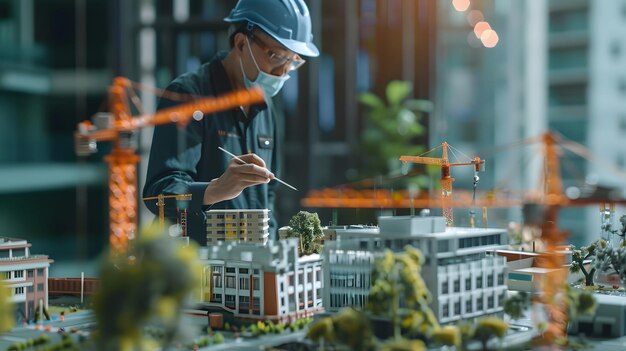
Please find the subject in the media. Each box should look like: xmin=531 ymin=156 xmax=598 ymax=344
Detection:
xmin=203 ymin=153 xmax=274 ymax=205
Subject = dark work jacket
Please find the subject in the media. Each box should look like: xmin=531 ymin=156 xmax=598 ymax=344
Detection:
xmin=143 ymin=52 xmax=279 ymax=245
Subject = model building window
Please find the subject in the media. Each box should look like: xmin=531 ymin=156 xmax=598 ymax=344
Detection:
xmin=497 ymin=273 xmax=504 ymax=285
xmin=27 ymin=286 xmax=34 ymax=293
xmin=454 ymin=301 xmax=461 ymax=315
xmin=298 ymin=292 xmax=305 ymax=310
xmin=443 ymin=304 xmax=449 ymax=318
xmin=239 ymin=277 xmax=249 ymax=290
xmin=15 ymin=287 xmax=24 ymax=294
xmin=465 ymin=277 xmax=471 ymax=291
xmin=477 ymin=296 xmax=484 ymax=310
xmin=453 ymin=279 xmax=460 ymax=293
xmin=37 ymin=283 xmax=44 ymax=291
xmin=253 ymin=278 xmax=260 ymax=291
xmin=37 ymin=269 xmax=44 ymax=277
xmin=466 ymin=299 xmax=472 ymax=313
xmin=239 ymin=268 xmax=249 ymax=274
xmin=239 ymin=296 xmax=249 ymax=308
xmin=225 ymin=294 xmax=235 ymax=307
xmin=476 ymin=276 xmax=483 ymax=288
xmin=27 ymin=270 xmax=34 ymax=278
xmin=226 ymin=267 xmax=235 ymax=273
xmin=14 ymin=270 xmax=23 ymax=278
xmin=212 ymin=293 xmax=222 ymax=302
xmin=289 ymin=274 xmax=295 ymax=286
xmin=226 ymin=276 xmax=236 ymax=289
xmin=441 ymin=281 xmax=448 ymax=294
xmin=280 ymin=282 xmax=284 ymax=292
xmin=487 ymin=295 xmax=494 ymax=308
xmin=487 ymin=274 xmax=494 ymax=287
xmin=438 ymin=240 xmax=449 ymax=252
xmin=217 ymin=214 xmax=224 ymax=219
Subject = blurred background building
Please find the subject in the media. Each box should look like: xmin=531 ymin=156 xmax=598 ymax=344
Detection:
xmin=0 ymin=0 xmax=623 ymax=272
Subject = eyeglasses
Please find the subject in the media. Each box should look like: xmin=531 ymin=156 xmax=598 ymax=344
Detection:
xmin=248 ymin=33 xmax=306 ymax=71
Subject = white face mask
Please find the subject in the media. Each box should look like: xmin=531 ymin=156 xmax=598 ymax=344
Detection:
xmin=239 ymin=36 xmax=290 ymax=97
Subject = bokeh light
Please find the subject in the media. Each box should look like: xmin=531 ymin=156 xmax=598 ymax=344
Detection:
xmin=473 ymin=21 xmax=491 ymax=38
xmin=452 ymin=0 xmax=470 ymax=12
xmin=480 ymin=29 xmax=499 ymax=48
xmin=467 ymin=10 xmax=484 ymax=27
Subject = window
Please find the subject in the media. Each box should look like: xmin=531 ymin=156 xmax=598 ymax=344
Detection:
xmin=443 ymin=304 xmax=449 ymax=318
xmin=253 ymin=277 xmax=260 ymax=291
xmin=253 ymin=269 xmax=259 ymax=275
xmin=487 ymin=274 xmax=494 ymax=287
xmin=280 ymin=282 xmax=284 ymax=292
xmin=14 ymin=270 xmax=23 ymax=278
xmin=213 ymin=266 xmax=223 ymax=274
xmin=441 ymin=281 xmax=448 ymax=294
xmin=497 ymin=273 xmax=504 ymax=285
xmin=239 ymin=296 xmax=249 ymax=308
xmin=226 ymin=276 xmax=236 ymax=289
xmin=37 ymin=269 xmax=44 ymax=276
xmin=214 ymin=276 xmax=223 ymax=288
xmin=487 ymin=295 xmax=494 ymax=309
xmin=226 ymin=267 xmax=236 ymax=273
xmin=477 ymin=297 xmax=484 ymax=311
xmin=465 ymin=277 xmax=471 ymax=291
xmin=225 ymin=294 xmax=235 ymax=307
xmin=476 ymin=276 xmax=483 ymax=289
xmin=240 ymin=277 xmax=249 ymax=290
xmin=281 ymin=297 xmax=285 ymax=306
xmin=212 ymin=293 xmax=222 ymax=303
xmin=27 ymin=286 xmax=34 ymax=293
xmin=466 ymin=299 xmax=472 ymax=313
xmin=454 ymin=301 xmax=461 ymax=315
xmin=438 ymin=240 xmax=449 ymax=252
xmin=453 ymin=279 xmax=460 ymax=293
xmin=15 ymin=287 xmax=24 ymax=294
xmin=37 ymin=283 xmax=44 ymax=291
xmin=27 ymin=270 xmax=34 ymax=278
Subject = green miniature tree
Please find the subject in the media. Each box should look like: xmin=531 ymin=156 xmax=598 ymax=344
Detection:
xmin=565 ymin=285 xmax=596 ymax=321
xmin=0 ymin=283 xmax=14 ymax=332
xmin=379 ymin=338 xmax=426 ymax=351
xmin=570 ymin=240 xmax=605 ymax=286
xmin=359 ymin=80 xmax=432 ymax=178
xmin=503 ymin=291 xmax=530 ymax=320
xmin=92 ymin=224 xmax=201 ymax=351
xmin=284 ymin=211 xmax=324 ymax=256
xmin=366 ymin=246 xmax=439 ymax=339
xmin=472 ymin=317 xmax=508 ymax=351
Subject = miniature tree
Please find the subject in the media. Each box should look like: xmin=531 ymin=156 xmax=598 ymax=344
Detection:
xmin=503 ymin=291 xmax=530 ymax=321
xmin=431 ymin=325 xmax=461 ymax=349
xmin=601 ymin=214 xmax=626 ymax=243
xmin=565 ymin=285 xmax=596 ymax=321
xmin=379 ymin=338 xmax=426 ymax=351
xmin=367 ymin=246 xmax=439 ymax=340
xmin=285 ymin=211 xmax=324 ymax=256
xmin=307 ymin=307 xmax=376 ymax=351
xmin=92 ymin=224 xmax=200 ymax=351
xmin=570 ymin=239 xmax=605 ymax=286
xmin=471 ymin=317 xmax=508 ymax=351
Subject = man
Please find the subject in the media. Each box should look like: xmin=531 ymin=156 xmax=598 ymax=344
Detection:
xmin=143 ymin=0 xmax=319 ymax=245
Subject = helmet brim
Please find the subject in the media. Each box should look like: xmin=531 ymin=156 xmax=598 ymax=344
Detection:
xmin=273 ymin=37 xmax=320 ymax=58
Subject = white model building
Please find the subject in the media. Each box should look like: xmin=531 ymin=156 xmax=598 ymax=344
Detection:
xmin=323 ymin=215 xmax=508 ymax=324
xmin=570 ymin=294 xmax=626 ymax=338
xmin=197 ymin=238 xmax=323 ymax=323
xmin=0 ymin=237 xmax=53 ymax=322
xmin=205 ymin=209 xmax=270 ymax=245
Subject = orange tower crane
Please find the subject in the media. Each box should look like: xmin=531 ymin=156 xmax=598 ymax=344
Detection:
xmin=400 ymin=142 xmax=484 ymax=226
xmin=75 ymin=77 xmax=264 ymax=252
xmin=142 ymin=194 xmax=192 ymax=237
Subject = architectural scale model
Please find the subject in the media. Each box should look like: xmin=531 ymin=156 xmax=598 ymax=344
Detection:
xmin=205 ymin=209 xmax=270 ymax=244
xmin=197 ymin=238 xmax=323 ymax=323
xmin=0 ymin=237 xmax=53 ymax=322
xmin=323 ymin=215 xmax=509 ymax=324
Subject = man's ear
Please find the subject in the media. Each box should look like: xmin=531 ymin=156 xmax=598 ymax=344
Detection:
xmin=234 ymin=32 xmax=246 ymax=52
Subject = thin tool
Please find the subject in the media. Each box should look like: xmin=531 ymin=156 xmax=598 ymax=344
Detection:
xmin=218 ymin=146 xmax=298 ymax=191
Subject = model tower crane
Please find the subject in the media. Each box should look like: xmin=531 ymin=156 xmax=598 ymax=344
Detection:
xmin=400 ymin=142 xmax=484 ymax=226
xmin=75 ymin=77 xmax=264 ymax=252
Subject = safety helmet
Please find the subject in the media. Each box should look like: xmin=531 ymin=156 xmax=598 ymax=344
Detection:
xmin=224 ymin=0 xmax=319 ymax=57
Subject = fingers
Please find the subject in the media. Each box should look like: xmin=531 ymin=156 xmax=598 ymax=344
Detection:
xmin=235 ymin=153 xmax=266 ymax=168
